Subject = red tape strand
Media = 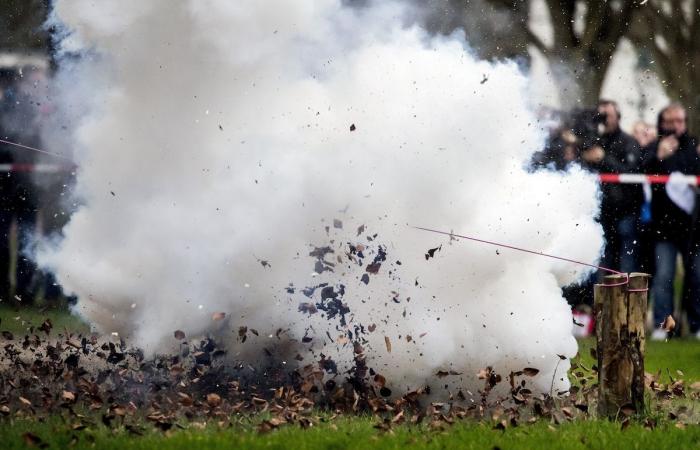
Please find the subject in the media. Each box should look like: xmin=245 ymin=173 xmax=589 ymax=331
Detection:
xmin=413 ymin=226 xmax=648 ymax=292
xmin=0 ymin=138 xmax=73 ymax=161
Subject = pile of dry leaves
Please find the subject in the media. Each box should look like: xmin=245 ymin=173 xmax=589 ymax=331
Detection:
xmin=2 ymin=223 xmax=698 ymax=436
xmin=2 ymin=318 xmax=697 ymax=436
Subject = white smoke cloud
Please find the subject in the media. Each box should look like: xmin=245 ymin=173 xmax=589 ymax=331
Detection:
xmin=38 ymin=0 xmax=604 ymax=396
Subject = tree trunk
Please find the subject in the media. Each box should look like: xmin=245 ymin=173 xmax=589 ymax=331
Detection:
xmin=547 ymin=51 xmax=609 ymax=109
xmin=594 ymin=273 xmax=649 ymax=419
xmin=0 ymin=0 xmax=50 ymax=52
xmin=627 ymin=2 xmax=700 ymax=135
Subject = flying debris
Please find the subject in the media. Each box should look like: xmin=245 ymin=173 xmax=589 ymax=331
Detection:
xmin=424 ymin=245 xmax=442 ymax=260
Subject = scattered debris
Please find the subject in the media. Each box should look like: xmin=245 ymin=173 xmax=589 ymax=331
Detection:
xmin=0 ymin=220 xmax=694 ymax=439
xmin=425 ymin=245 xmax=442 ymax=260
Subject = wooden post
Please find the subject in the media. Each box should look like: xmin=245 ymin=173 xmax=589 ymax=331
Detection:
xmin=594 ymin=273 xmax=649 ymax=418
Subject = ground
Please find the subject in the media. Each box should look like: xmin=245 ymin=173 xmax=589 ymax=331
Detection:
xmin=1 ymin=305 xmax=700 ymax=449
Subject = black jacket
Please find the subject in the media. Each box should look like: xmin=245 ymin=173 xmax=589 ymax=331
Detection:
xmin=0 ymin=90 xmax=38 ymax=215
xmin=584 ymin=128 xmax=644 ymax=224
xmin=0 ymin=112 xmax=14 ymax=215
xmin=643 ymin=133 xmax=700 ymax=244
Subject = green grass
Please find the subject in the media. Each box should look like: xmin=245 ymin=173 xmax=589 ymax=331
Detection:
xmin=2 ymin=307 xmax=700 ymax=449
xmin=1 ymin=415 xmax=699 ymax=450
xmin=576 ymin=338 xmax=700 ymax=383
xmin=0 ymin=303 xmax=90 ymax=337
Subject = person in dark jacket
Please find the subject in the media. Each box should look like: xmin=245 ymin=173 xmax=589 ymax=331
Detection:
xmin=0 ymin=73 xmax=40 ymax=303
xmin=581 ymin=100 xmax=644 ymax=273
xmin=0 ymin=73 xmax=15 ymax=302
xmin=643 ymin=103 xmax=700 ymax=340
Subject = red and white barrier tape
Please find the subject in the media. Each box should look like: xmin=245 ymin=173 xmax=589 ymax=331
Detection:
xmin=0 ymin=164 xmax=75 ymax=173
xmin=0 ymin=165 xmax=693 ymax=185
xmin=598 ymin=173 xmax=699 ymax=185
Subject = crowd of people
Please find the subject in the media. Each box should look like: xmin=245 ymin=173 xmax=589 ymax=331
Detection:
xmin=535 ymin=100 xmax=700 ymax=340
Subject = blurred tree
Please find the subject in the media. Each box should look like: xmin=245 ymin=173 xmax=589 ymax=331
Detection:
xmin=413 ymin=0 xmax=531 ymax=62
xmin=0 ymin=0 xmax=50 ymax=53
xmin=628 ymin=1 xmax=700 ymax=134
xmin=344 ymin=0 xmax=531 ymax=62
xmin=483 ymin=0 xmax=642 ymax=108
xmin=346 ymin=1 xmax=644 ymax=108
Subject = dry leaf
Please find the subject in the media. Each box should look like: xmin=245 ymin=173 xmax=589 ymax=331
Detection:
xmin=206 ymin=393 xmax=222 ymax=407
xmin=366 ymin=263 xmax=381 ymax=274
xmin=662 ymin=315 xmax=676 ymax=332
xmin=22 ymin=432 xmax=44 ymax=448
xmin=424 ymin=245 xmax=442 ymax=260
xmin=523 ymin=368 xmax=540 ymax=377
xmin=62 ymin=391 xmax=76 ymax=402
xmin=384 ymin=336 xmax=392 ymax=353
xmin=178 ymin=393 xmax=193 ymax=406
xmin=620 ymin=404 xmax=636 ymax=416
xmin=373 ymin=374 xmax=386 ymax=388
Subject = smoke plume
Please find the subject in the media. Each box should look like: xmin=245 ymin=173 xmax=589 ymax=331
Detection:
xmin=38 ymin=0 xmax=604 ymax=396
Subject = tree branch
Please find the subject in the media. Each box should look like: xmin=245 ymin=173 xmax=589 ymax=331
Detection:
xmin=604 ymin=0 xmax=641 ymax=47
xmin=544 ymin=0 xmax=578 ymax=49
xmin=692 ymin=0 xmax=700 ymax=50
xmin=580 ymin=0 xmax=608 ymax=50
xmin=525 ymin=26 xmax=549 ymax=54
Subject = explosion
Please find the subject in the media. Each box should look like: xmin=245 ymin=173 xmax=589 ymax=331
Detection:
xmin=36 ymin=0 xmax=603 ymax=396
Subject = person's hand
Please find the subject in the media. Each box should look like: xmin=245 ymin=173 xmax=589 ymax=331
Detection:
xmin=581 ymin=145 xmax=605 ymax=163
xmin=657 ymin=136 xmax=679 ymax=160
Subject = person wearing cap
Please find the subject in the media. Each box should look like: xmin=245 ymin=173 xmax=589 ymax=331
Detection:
xmin=643 ymin=103 xmax=700 ymax=340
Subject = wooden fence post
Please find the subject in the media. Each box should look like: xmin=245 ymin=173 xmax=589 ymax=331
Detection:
xmin=594 ymin=272 xmax=649 ymax=418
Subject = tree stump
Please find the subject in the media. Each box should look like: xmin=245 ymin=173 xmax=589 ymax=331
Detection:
xmin=594 ymin=273 xmax=649 ymax=418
